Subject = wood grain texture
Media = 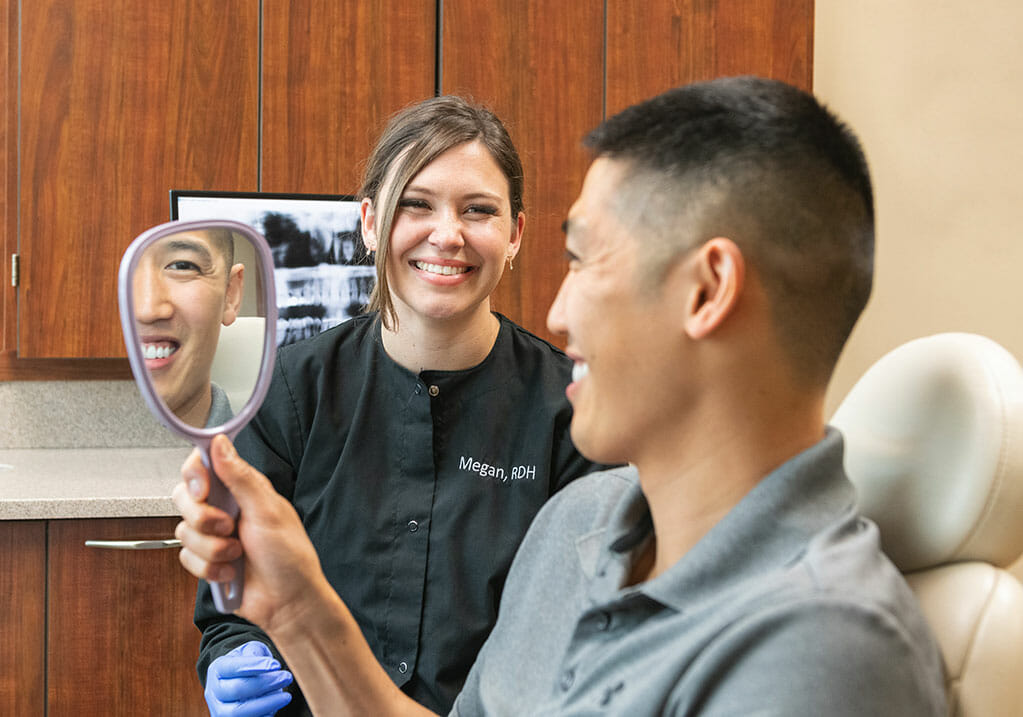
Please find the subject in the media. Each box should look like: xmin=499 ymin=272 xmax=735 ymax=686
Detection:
xmin=19 ymin=0 xmax=260 ymax=358
xmin=47 ymin=517 xmax=206 ymax=716
xmin=441 ymin=0 xmax=604 ymax=344
xmin=606 ymin=0 xmax=814 ymax=116
xmin=0 ymin=521 xmax=46 ymax=717
xmin=261 ymin=0 xmax=436 ymax=194
xmin=1 ymin=0 xmax=15 ymax=356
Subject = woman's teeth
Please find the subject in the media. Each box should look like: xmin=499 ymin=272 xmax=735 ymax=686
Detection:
xmin=572 ymin=362 xmax=589 ymax=383
xmin=143 ymin=344 xmax=177 ymax=360
xmin=414 ymin=261 xmax=470 ymax=276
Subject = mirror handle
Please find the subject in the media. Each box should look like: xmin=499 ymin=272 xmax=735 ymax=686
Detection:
xmin=200 ymin=443 xmax=244 ymax=613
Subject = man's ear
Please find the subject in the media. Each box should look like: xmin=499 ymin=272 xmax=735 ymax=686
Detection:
xmin=360 ymin=198 xmax=378 ymax=252
xmin=683 ymin=237 xmax=745 ymax=340
xmin=222 ymin=264 xmax=245 ymax=327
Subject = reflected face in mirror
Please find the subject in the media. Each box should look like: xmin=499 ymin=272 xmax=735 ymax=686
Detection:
xmin=132 ymin=229 xmax=244 ymax=428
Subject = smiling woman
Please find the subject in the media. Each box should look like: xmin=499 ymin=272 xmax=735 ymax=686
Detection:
xmin=189 ymin=95 xmax=608 ymax=717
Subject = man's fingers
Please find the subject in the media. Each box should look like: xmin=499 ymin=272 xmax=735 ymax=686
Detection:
xmin=172 ymin=481 xmax=234 ymax=537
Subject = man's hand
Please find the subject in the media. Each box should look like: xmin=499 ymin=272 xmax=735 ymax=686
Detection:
xmin=172 ymin=434 xmax=329 ymax=633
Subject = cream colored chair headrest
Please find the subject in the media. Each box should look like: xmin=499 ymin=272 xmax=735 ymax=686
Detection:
xmin=831 ymin=333 xmax=1023 ymax=572
xmin=209 ymin=315 xmax=269 ymax=414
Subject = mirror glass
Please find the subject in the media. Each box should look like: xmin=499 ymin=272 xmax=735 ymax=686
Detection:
xmin=119 ymin=220 xmax=276 ymax=437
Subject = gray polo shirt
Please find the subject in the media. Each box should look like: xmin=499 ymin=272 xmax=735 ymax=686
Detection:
xmin=452 ymin=430 xmax=946 ymax=715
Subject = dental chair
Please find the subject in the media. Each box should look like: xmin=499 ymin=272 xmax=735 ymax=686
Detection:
xmin=831 ymin=333 xmax=1023 ymax=716
xmin=210 ymin=315 xmax=270 ymax=414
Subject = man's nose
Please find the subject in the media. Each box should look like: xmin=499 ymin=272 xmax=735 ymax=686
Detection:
xmin=133 ymin=270 xmax=173 ymax=323
xmin=547 ymin=274 xmax=570 ymax=336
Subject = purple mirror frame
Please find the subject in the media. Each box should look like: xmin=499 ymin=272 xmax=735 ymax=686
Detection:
xmin=118 ymin=218 xmax=277 ymax=612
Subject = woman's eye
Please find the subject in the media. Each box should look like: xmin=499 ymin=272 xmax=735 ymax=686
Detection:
xmin=399 ymin=198 xmax=430 ymax=210
xmin=465 ymin=205 xmax=498 ymax=216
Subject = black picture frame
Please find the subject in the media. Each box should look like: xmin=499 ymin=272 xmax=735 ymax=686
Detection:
xmin=169 ymin=190 xmax=375 ymax=346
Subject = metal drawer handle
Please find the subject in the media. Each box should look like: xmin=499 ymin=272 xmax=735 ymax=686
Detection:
xmin=84 ymin=539 xmax=182 ymax=550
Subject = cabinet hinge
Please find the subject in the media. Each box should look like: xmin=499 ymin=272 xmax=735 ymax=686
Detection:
xmin=10 ymin=253 xmax=18 ymax=287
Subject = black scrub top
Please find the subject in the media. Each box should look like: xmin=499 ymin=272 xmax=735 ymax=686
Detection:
xmin=194 ymin=312 xmax=604 ymax=714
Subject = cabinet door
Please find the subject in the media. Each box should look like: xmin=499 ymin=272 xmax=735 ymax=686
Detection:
xmin=441 ymin=0 xmax=605 ymax=344
xmin=0 ymin=521 xmax=45 ymax=716
xmin=18 ymin=0 xmax=260 ymax=359
xmin=47 ymin=517 xmax=207 ymax=716
xmin=605 ymin=0 xmax=814 ymax=115
xmin=261 ymin=0 xmax=436 ymax=194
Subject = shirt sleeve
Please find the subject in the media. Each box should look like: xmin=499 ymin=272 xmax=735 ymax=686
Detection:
xmin=665 ymin=598 xmax=947 ymax=716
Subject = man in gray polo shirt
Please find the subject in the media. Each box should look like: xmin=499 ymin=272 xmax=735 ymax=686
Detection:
xmin=173 ymin=77 xmax=946 ymax=715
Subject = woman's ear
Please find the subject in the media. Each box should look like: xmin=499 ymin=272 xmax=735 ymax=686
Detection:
xmin=684 ymin=237 xmax=745 ymax=340
xmin=507 ymin=211 xmax=525 ymax=261
xmin=360 ymin=198 xmax=377 ymax=252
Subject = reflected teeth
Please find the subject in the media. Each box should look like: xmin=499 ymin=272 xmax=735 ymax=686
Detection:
xmin=414 ymin=261 xmax=470 ymax=276
xmin=572 ymin=362 xmax=589 ymax=383
xmin=143 ymin=344 xmax=177 ymax=360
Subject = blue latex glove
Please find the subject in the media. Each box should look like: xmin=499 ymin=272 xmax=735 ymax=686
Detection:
xmin=205 ymin=640 xmax=294 ymax=717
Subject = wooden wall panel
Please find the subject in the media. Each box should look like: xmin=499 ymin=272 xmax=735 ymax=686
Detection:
xmin=441 ymin=0 xmax=604 ymax=343
xmin=606 ymin=0 xmax=814 ymax=116
xmin=19 ymin=0 xmax=260 ymax=358
xmin=262 ymin=0 xmax=436 ymax=194
xmin=47 ymin=518 xmax=206 ymax=716
xmin=0 ymin=521 xmax=46 ymax=717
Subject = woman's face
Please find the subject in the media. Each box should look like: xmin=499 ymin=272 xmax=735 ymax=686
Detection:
xmin=367 ymin=139 xmax=524 ymax=328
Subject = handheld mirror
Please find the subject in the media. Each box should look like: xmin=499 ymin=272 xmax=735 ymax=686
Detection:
xmin=118 ymin=219 xmax=277 ymax=613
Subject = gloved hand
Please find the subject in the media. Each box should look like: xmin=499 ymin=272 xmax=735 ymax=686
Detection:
xmin=205 ymin=640 xmax=294 ymax=717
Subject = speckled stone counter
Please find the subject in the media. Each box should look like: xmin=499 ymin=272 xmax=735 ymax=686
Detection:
xmin=0 ymin=446 xmax=192 ymax=519
xmin=1 ymin=380 xmax=192 ymax=520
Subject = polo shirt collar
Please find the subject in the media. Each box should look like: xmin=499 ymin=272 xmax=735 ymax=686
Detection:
xmin=582 ymin=429 xmax=854 ymax=611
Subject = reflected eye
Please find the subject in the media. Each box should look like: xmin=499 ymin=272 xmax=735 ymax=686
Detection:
xmin=166 ymin=260 xmax=201 ymax=273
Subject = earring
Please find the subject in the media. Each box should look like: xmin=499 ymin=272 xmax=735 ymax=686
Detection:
xmin=507 ymin=254 xmax=514 ymax=272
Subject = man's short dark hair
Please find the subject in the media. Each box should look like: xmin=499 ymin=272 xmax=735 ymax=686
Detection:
xmin=585 ymin=76 xmax=874 ymax=385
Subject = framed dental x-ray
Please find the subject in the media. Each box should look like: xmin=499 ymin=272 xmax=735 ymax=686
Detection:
xmin=170 ymin=190 xmax=375 ymax=346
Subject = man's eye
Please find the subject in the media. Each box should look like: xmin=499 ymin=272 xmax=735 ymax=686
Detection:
xmin=166 ymin=260 xmax=201 ymax=273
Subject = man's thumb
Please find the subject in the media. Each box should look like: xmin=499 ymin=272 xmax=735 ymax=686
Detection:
xmin=209 ymin=434 xmax=265 ymax=505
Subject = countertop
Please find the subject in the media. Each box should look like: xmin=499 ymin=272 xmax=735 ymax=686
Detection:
xmin=0 ymin=446 xmax=192 ymax=520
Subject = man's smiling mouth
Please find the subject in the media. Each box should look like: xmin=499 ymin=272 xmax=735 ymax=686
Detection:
xmin=143 ymin=341 xmax=179 ymax=360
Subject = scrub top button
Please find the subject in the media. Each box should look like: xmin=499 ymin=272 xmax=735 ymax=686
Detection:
xmin=398 ymin=661 xmax=408 ymax=674
xmin=428 ymin=384 xmax=440 ymax=397
xmin=407 ymin=520 xmax=419 ymax=533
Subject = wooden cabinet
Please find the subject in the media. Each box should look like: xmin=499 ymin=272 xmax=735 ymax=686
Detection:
xmin=0 ymin=521 xmax=45 ymax=716
xmin=1 ymin=517 xmax=207 ymax=716
xmin=1 ymin=0 xmax=813 ymax=375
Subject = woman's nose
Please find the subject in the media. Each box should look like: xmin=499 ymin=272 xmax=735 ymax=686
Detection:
xmin=428 ymin=210 xmax=465 ymax=251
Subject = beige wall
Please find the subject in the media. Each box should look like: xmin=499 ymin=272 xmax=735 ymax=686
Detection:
xmin=815 ymin=1 xmax=1023 ymax=415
